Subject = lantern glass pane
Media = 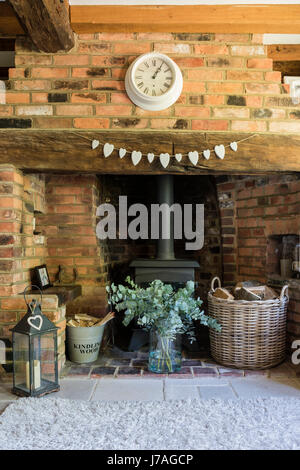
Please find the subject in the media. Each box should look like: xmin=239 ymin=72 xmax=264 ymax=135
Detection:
xmin=13 ymin=332 xmax=30 ymax=394
xmin=39 ymin=333 xmax=56 ymax=385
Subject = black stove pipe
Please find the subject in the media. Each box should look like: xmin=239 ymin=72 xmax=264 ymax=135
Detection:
xmin=157 ymin=175 xmax=175 ymax=260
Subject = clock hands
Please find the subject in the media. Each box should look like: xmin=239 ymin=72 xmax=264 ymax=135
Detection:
xmin=152 ymin=61 xmax=163 ymax=80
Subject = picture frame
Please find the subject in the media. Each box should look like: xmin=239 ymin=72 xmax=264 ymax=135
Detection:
xmin=33 ymin=264 xmax=52 ymax=290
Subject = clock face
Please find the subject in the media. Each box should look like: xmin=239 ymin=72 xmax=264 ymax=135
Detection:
xmin=125 ymin=52 xmax=183 ymax=111
xmin=133 ymin=56 xmax=174 ymax=97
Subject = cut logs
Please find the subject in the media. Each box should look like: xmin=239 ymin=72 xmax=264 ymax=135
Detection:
xmin=67 ymin=312 xmax=115 ymax=328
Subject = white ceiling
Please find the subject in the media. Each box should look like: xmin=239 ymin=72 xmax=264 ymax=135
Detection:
xmin=69 ymin=1 xmax=300 ymax=4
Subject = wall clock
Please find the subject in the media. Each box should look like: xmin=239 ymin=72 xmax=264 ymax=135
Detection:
xmin=125 ymin=52 xmax=183 ymax=111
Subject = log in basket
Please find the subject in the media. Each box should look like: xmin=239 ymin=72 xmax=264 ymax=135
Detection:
xmin=208 ymin=277 xmax=289 ymax=370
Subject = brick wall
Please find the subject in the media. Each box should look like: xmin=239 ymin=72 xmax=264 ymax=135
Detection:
xmin=216 ymin=174 xmax=300 ymax=347
xmin=1 ymin=33 xmax=299 ymax=133
xmin=37 ymin=174 xmax=109 ymax=319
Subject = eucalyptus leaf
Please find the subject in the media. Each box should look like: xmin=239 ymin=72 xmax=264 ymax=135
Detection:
xmin=108 ymin=277 xmax=221 ymax=340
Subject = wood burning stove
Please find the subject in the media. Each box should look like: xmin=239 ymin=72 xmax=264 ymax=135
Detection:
xmin=130 ymin=175 xmax=199 ymax=285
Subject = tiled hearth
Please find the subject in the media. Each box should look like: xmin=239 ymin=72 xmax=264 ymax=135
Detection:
xmin=1 ymin=350 xmax=300 ymax=407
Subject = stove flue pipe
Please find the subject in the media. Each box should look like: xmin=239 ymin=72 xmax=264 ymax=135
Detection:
xmin=156 ymin=175 xmax=175 ymax=260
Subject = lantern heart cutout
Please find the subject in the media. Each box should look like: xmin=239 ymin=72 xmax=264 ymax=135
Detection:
xmin=103 ymin=143 xmax=114 ymax=158
xmin=119 ymin=148 xmax=126 ymax=159
xmin=160 ymin=153 xmax=170 ymax=168
xmin=147 ymin=153 xmax=155 ymax=163
xmin=230 ymin=141 xmax=238 ymax=152
xmin=203 ymin=149 xmax=210 ymax=160
xmin=131 ymin=151 xmax=142 ymax=166
xmin=215 ymin=144 xmax=225 ymax=160
xmin=92 ymin=139 xmax=100 ymax=150
xmin=27 ymin=315 xmax=43 ymax=331
xmin=175 ymin=153 xmax=182 ymax=162
xmin=188 ymin=151 xmax=199 ymax=166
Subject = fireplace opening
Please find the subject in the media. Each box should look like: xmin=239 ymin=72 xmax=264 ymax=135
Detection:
xmin=99 ymin=173 xmax=221 ymax=351
xmin=0 ymin=168 xmax=299 ymax=368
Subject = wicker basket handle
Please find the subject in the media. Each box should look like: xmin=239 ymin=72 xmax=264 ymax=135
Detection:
xmin=211 ymin=276 xmax=221 ymax=292
xmin=280 ymin=284 xmax=289 ymax=301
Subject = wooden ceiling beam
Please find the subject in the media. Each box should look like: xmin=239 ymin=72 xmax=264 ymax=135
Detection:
xmin=0 ymin=2 xmax=23 ymax=35
xmin=70 ymin=5 xmax=300 ymax=34
xmin=7 ymin=0 xmax=75 ymax=53
xmin=268 ymin=45 xmax=300 ymax=61
xmin=0 ymin=131 xmax=299 ymax=175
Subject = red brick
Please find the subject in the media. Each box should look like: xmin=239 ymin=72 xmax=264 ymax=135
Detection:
xmin=9 ymin=68 xmax=26 ymax=79
xmin=245 ymin=96 xmax=263 ymax=107
xmin=153 ymin=43 xmax=190 ymax=54
xmin=226 ymin=70 xmax=263 ymax=81
xmin=95 ymin=105 xmax=132 ymax=116
xmin=6 ymin=93 xmax=30 ymax=104
xmin=33 ymin=117 xmax=72 ymax=129
xmin=194 ymin=44 xmax=229 ymax=55
xmin=0 ymin=106 xmax=13 ymax=116
xmin=192 ymin=119 xmax=228 ymax=131
xmin=187 ymin=69 xmax=223 ymax=81
xmin=207 ymin=82 xmax=243 ymax=94
xmin=15 ymin=55 xmax=52 ymax=66
xmin=31 ymin=93 xmax=49 ymax=104
xmin=73 ymin=118 xmax=110 ymax=129
xmin=91 ymin=56 xmax=127 ymax=67
xmin=231 ymin=120 xmax=267 ymax=132
xmin=245 ymin=83 xmax=280 ymax=94
xmin=54 ymin=55 xmax=89 ymax=66
xmin=114 ymin=42 xmax=151 ymax=54
xmin=215 ymin=33 xmax=250 ymax=43
xmin=149 ymin=118 xmax=188 ymax=129
xmin=92 ymin=80 xmax=125 ymax=91
xmin=247 ymin=58 xmax=273 ymax=69
xmin=173 ymin=57 xmax=204 ymax=68
xmin=265 ymin=71 xmax=282 ymax=82
xmin=110 ymin=93 xmax=132 ymax=104
xmin=71 ymin=92 xmax=106 ymax=104
xmin=72 ymin=67 xmax=109 ymax=78
xmin=56 ymin=104 xmax=93 ymax=116
xmin=213 ymin=107 xmax=249 ymax=118
xmin=78 ymin=43 xmax=112 ymax=54
xmin=174 ymin=106 xmax=210 ymax=118
xmin=14 ymin=80 xmax=51 ymax=91
xmin=31 ymin=68 xmax=69 ymax=79
xmin=182 ymin=82 xmax=206 ymax=93
xmin=231 ymin=45 xmax=266 ymax=56
xmin=269 ymin=122 xmax=300 ymax=133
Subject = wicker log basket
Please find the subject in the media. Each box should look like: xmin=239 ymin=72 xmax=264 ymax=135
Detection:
xmin=208 ymin=277 xmax=289 ymax=370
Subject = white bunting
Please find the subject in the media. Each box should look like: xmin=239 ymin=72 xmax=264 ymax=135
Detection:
xmin=119 ymin=148 xmax=126 ymax=158
xmin=203 ymin=149 xmax=210 ymax=160
xmin=160 ymin=153 xmax=170 ymax=168
xmin=131 ymin=151 xmax=142 ymax=166
xmin=103 ymin=143 xmax=114 ymax=158
xmin=214 ymin=145 xmax=225 ymax=160
xmin=175 ymin=153 xmax=182 ymax=162
xmin=230 ymin=142 xmax=238 ymax=152
xmin=147 ymin=153 xmax=155 ymax=163
xmin=188 ymin=151 xmax=199 ymax=166
xmin=92 ymin=140 xmax=100 ymax=150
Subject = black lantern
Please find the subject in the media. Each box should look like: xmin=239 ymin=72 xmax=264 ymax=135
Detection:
xmin=11 ymin=286 xmax=60 ymax=397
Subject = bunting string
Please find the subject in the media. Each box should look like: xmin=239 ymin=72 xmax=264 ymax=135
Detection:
xmin=72 ymin=132 xmax=258 ymax=168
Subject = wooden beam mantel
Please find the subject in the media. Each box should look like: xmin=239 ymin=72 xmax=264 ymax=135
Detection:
xmin=0 ymin=131 xmax=299 ymax=175
xmin=70 ymin=5 xmax=300 ymax=34
xmin=7 ymin=0 xmax=74 ymax=53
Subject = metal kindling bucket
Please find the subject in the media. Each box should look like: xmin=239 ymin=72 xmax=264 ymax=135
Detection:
xmin=67 ymin=324 xmax=105 ymax=364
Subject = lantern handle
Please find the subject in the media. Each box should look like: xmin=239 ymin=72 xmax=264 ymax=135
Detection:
xmin=23 ymin=285 xmax=43 ymax=309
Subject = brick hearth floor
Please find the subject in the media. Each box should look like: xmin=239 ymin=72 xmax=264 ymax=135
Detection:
xmin=1 ymin=350 xmax=300 ymax=411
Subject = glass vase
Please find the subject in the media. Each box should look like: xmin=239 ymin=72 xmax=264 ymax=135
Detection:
xmin=148 ymin=330 xmax=182 ymax=374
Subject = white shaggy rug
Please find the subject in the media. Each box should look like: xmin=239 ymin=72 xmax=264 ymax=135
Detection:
xmin=0 ymin=397 xmax=300 ymax=450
